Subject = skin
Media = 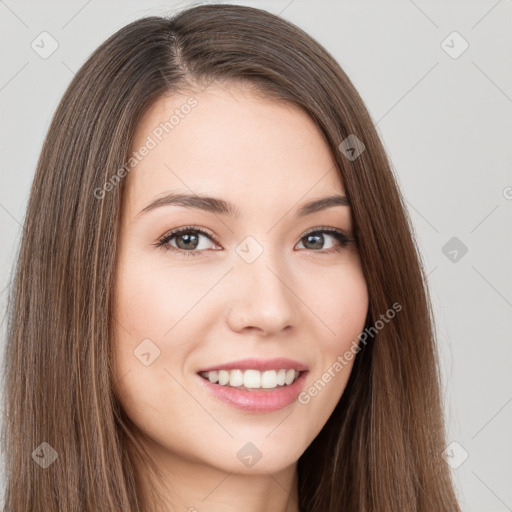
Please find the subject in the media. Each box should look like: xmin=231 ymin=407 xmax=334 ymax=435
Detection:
xmin=112 ymin=82 xmax=369 ymax=512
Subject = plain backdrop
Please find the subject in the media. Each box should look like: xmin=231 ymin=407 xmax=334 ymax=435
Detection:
xmin=0 ymin=1 xmax=511 ymax=510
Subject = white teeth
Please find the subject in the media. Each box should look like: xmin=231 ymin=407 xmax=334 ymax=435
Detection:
xmin=199 ymin=368 xmax=301 ymax=389
xmin=218 ymin=370 xmax=230 ymax=386
xmin=244 ymin=369 xmax=261 ymax=388
xmin=229 ymin=369 xmax=244 ymax=387
xmin=285 ymin=369 xmax=296 ymax=385
xmin=261 ymin=370 xmax=277 ymax=389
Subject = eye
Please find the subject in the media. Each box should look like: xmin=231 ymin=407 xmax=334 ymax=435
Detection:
xmin=154 ymin=225 xmax=355 ymax=257
xmin=155 ymin=226 xmax=220 ymax=257
xmin=295 ymin=227 xmax=353 ymax=254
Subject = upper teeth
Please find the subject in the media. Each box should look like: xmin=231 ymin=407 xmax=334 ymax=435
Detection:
xmin=200 ymin=369 xmax=300 ymax=389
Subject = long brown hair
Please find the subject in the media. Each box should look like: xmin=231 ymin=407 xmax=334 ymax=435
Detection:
xmin=1 ymin=4 xmax=461 ymax=511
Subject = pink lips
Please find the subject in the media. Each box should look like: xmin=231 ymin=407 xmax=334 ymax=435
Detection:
xmin=197 ymin=371 xmax=308 ymax=413
xmin=197 ymin=357 xmax=309 ymax=373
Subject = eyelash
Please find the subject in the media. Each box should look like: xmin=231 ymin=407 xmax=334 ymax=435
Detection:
xmin=154 ymin=225 xmax=355 ymax=258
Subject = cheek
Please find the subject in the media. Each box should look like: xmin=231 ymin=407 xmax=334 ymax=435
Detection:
xmin=294 ymin=260 xmax=368 ymax=428
xmin=111 ymin=259 xmax=199 ymax=441
xmin=301 ymin=257 xmax=369 ymax=343
xmin=331 ymin=273 xmax=368 ymax=342
xmin=114 ymin=250 xmax=210 ymax=343
xmin=111 ymin=251 xmax=215 ymax=409
xmin=321 ymin=263 xmax=369 ymax=378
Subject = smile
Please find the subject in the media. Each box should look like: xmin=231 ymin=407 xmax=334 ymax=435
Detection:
xmin=199 ymin=368 xmax=302 ymax=390
xmin=196 ymin=369 xmax=309 ymax=413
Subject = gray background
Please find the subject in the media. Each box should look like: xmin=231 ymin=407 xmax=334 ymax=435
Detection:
xmin=1 ymin=1 xmax=511 ymax=510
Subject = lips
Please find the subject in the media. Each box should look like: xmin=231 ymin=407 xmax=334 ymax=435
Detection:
xmin=196 ymin=368 xmax=309 ymax=412
xmin=197 ymin=357 xmax=308 ymax=373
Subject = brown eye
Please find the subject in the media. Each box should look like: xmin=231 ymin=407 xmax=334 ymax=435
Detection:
xmin=174 ymin=231 xmax=201 ymax=250
xmin=296 ymin=229 xmax=352 ymax=253
xmin=156 ymin=227 xmax=219 ymax=256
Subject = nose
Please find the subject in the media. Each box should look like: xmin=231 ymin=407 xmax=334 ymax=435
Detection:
xmin=225 ymin=252 xmax=300 ymax=336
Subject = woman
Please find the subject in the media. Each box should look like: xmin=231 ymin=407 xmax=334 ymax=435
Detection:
xmin=1 ymin=4 xmax=461 ymax=511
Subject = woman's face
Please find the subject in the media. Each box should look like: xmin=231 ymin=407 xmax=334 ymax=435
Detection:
xmin=112 ymin=82 xmax=369 ymax=477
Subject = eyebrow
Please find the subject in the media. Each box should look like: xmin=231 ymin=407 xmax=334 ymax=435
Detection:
xmin=136 ymin=192 xmax=350 ymax=219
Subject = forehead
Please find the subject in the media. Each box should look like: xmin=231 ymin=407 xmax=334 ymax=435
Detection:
xmin=124 ymin=83 xmax=344 ymax=216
